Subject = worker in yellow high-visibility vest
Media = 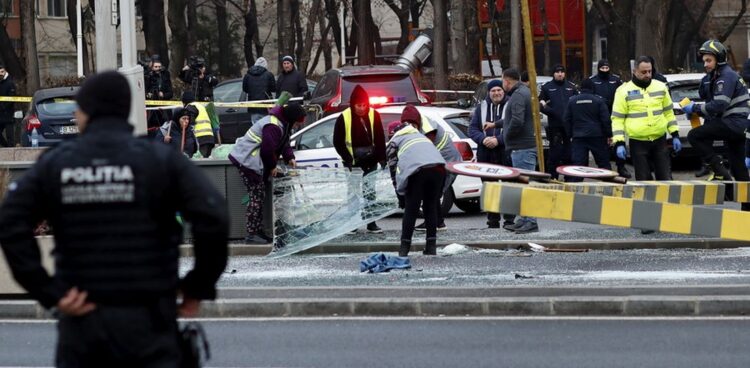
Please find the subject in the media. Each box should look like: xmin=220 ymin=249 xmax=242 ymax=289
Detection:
xmin=611 ymin=56 xmax=680 ymax=180
xmin=181 ymin=91 xmax=215 ymax=158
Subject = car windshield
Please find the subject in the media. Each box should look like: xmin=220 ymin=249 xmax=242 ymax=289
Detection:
xmin=213 ymin=80 xmax=243 ymax=102
xmin=669 ymin=83 xmax=701 ymax=103
xmin=37 ymin=97 xmax=77 ymax=116
xmin=341 ymin=74 xmax=418 ymax=104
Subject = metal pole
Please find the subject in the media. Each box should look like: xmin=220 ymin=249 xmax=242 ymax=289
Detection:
xmin=76 ymin=0 xmax=83 ymax=77
xmin=340 ymin=2 xmax=346 ymax=66
xmin=119 ymin=0 xmax=137 ymax=67
xmin=520 ymin=0 xmax=545 ymax=173
xmin=118 ymin=0 xmax=146 ymax=136
xmin=94 ymin=0 xmax=117 ymax=71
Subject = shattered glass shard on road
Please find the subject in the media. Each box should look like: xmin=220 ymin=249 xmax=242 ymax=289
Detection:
xmin=269 ymin=167 xmax=398 ymax=258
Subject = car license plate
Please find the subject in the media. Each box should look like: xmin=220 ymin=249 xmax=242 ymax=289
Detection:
xmin=713 ymin=141 xmax=723 ymax=147
xmin=60 ymin=126 xmax=79 ymax=134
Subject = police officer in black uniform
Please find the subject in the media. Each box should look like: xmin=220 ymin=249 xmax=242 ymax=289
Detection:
xmin=684 ymin=40 xmax=750 ymax=211
xmin=0 ymin=71 xmax=229 ymax=366
xmin=563 ymin=78 xmax=613 ymax=181
xmin=589 ymin=59 xmax=630 ymax=178
xmin=539 ymin=64 xmax=578 ymax=180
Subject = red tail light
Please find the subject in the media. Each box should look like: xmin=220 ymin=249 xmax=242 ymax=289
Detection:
xmin=26 ymin=115 xmax=41 ymax=131
xmin=454 ymin=141 xmax=474 ymax=161
xmin=325 ymin=79 xmax=343 ymax=111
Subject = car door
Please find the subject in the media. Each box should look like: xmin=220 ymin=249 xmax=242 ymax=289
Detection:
xmin=213 ymin=79 xmax=251 ymax=143
xmin=291 ymin=117 xmax=343 ymax=168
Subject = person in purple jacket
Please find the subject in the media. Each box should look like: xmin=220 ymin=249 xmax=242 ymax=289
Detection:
xmin=228 ymin=100 xmax=306 ymax=244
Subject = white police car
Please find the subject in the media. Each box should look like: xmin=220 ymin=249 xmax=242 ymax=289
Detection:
xmin=290 ymin=106 xmax=483 ymax=213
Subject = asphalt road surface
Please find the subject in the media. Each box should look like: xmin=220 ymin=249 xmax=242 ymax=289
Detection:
xmin=2 ymin=317 xmax=749 ymax=367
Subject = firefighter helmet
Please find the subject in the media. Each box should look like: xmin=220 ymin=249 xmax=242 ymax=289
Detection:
xmin=698 ymin=40 xmax=727 ymax=64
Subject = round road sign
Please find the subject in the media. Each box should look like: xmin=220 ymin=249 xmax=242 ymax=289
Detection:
xmin=447 ymin=162 xmax=520 ymax=180
xmin=556 ymin=165 xmax=619 ymax=179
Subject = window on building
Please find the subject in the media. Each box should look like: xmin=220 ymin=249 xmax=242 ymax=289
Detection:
xmin=0 ymin=0 xmax=15 ymax=16
xmin=50 ymin=0 xmax=67 ymax=17
xmin=47 ymin=54 xmax=76 ymax=79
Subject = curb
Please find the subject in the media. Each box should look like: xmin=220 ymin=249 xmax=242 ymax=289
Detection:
xmin=3 ymin=296 xmax=750 ymax=319
xmin=182 ymin=238 xmax=750 ymax=257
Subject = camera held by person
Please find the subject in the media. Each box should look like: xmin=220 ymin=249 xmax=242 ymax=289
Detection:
xmin=179 ymin=56 xmax=219 ymax=102
xmin=144 ymin=55 xmax=173 ymax=100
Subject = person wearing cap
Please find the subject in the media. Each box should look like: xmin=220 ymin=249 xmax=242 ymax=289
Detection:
xmin=612 ymin=56 xmax=680 ymax=181
xmin=385 ymin=120 xmax=446 ymax=256
xmin=468 ymin=78 xmax=514 ymax=229
xmin=333 ymin=85 xmax=387 ymax=233
xmin=155 ymin=105 xmax=199 ymax=157
xmin=589 ymin=59 xmax=629 ymax=178
xmin=501 ymin=68 xmax=540 ymax=234
xmin=0 ymin=71 xmax=229 ymax=365
xmin=0 ymin=64 xmax=17 ymax=147
xmin=401 ymin=105 xmax=460 ymax=231
xmin=229 ymin=99 xmax=306 ymax=244
xmin=243 ymin=56 xmax=277 ymax=125
xmin=144 ymin=57 xmax=173 ymax=101
xmin=179 ymin=56 xmax=219 ymax=101
xmin=684 ymin=40 xmax=750 ymax=211
xmin=276 ymin=55 xmax=308 ymax=97
xmin=563 ymin=78 xmax=613 ymax=181
xmin=181 ymin=91 xmax=216 ymax=158
xmin=539 ymin=63 xmax=578 ymax=180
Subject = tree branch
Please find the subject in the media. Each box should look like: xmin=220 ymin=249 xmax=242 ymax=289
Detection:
xmin=591 ymin=0 xmax=612 ymax=24
xmin=719 ymin=0 xmax=746 ymax=42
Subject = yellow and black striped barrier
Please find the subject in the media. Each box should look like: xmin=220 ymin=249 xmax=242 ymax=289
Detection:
xmin=724 ymin=181 xmax=750 ymax=202
xmin=481 ymin=182 xmax=750 ymax=241
xmin=0 ymin=96 xmax=277 ymax=108
xmin=0 ymin=96 xmax=32 ymax=103
xmin=530 ymin=180 xmax=725 ymax=205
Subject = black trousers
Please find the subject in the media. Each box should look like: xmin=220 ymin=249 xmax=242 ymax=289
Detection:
xmin=0 ymin=121 xmax=14 ymax=147
xmin=402 ymin=167 xmax=445 ymax=243
xmin=199 ymin=143 xmax=214 ymax=158
xmin=56 ymin=298 xmax=180 ymax=368
xmin=546 ymin=130 xmax=571 ymax=180
xmin=568 ymin=137 xmax=611 ymax=182
xmin=629 ymin=137 xmax=671 ymax=180
xmin=436 ymin=172 xmax=457 ymax=225
xmin=687 ymin=122 xmax=749 ymax=181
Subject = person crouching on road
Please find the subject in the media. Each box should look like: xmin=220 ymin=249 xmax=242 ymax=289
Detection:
xmin=181 ymin=91 xmax=216 ymax=158
xmin=229 ymin=102 xmax=306 ymax=244
xmin=563 ymin=78 xmax=613 ymax=182
xmin=401 ymin=105 xmax=461 ymax=231
xmin=155 ymin=105 xmax=199 ymax=158
xmin=386 ymin=121 xmax=446 ymax=257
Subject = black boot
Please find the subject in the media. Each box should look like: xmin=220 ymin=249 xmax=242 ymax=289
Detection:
xmin=399 ymin=240 xmax=411 ymax=257
xmin=709 ymin=156 xmax=733 ymax=180
xmin=694 ymin=163 xmax=711 ymax=177
xmin=423 ymin=238 xmax=437 ymax=255
xmin=617 ymin=164 xmax=631 ymax=179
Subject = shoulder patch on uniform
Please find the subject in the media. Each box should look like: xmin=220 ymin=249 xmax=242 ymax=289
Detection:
xmin=716 ymin=81 xmax=725 ymax=93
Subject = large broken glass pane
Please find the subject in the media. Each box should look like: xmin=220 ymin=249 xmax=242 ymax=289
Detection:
xmin=269 ymin=167 xmax=398 ymax=258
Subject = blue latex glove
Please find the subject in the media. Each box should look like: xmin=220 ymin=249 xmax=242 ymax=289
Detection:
xmin=746 ymin=157 xmax=750 ymax=169
xmin=616 ymin=146 xmax=627 ymax=160
xmin=672 ymin=138 xmax=682 ymax=153
xmin=682 ymin=102 xmax=695 ymax=115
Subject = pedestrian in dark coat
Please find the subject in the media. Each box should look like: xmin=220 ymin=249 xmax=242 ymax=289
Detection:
xmin=243 ymin=57 xmax=276 ymax=124
xmin=276 ymin=55 xmax=308 ymax=97
xmin=539 ymin=63 xmax=578 ymax=179
xmin=589 ymin=59 xmax=629 ymax=178
xmin=0 ymin=71 xmax=229 ymax=366
xmin=155 ymin=105 xmax=199 ymax=158
xmin=0 ymin=65 xmax=17 ymax=147
xmin=563 ymin=78 xmax=613 ymax=181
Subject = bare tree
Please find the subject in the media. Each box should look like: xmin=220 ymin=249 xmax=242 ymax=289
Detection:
xmin=186 ymin=0 xmax=198 ymax=57
xmin=433 ymin=0 xmax=448 ymax=89
xmin=277 ymin=0 xmax=295 ymax=67
xmin=449 ymin=0 xmax=469 ymax=73
xmin=0 ymin=24 xmax=25 ymax=82
xmin=324 ymin=0 xmax=342 ymax=60
xmin=355 ymin=0 xmax=375 ymax=65
xmin=509 ymin=0 xmax=521 ymax=69
xmin=20 ymin=0 xmax=39 ymax=91
xmin=168 ymin=0 xmax=188 ymax=76
xmin=383 ymin=0 xmax=411 ymax=54
xmin=213 ymin=0 xmax=231 ymax=76
xmin=591 ymin=0 xmax=636 ymax=77
xmin=539 ymin=0 xmax=550 ymax=75
xmin=298 ymin=0 xmax=323 ymax=75
xmin=718 ymin=0 xmax=746 ymax=42
xmin=292 ymin=0 xmax=304 ymax=62
xmin=138 ymin=0 xmax=170 ymax=68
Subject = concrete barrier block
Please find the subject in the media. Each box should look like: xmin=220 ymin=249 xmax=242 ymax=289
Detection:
xmin=14 ymin=148 xmax=45 ymax=161
xmin=625 ymin=298 xmax=696 ymax=315
xmin=354 ymin=300 xmax=419 ymax=316
xmin=0 ymin=149 xmax=14 ymax=161
xmin=697 ymin=298 xmax=750 ymax=316
xmin=488 ymin=299 xmax=552 ymax=316
xmin=213 ymin=300 xmax=289 ymax=318
xmin=288 ymin=301 xmax=353 ymax=316
xmin=553 ymin=299 xmax=624 ymax=315
xmin=0 ymin=301 xmax=38 ymax=319
xmin=419 ymin=300 xmax=486 ymax=316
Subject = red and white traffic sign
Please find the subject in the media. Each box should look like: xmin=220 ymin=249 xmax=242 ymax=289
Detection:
xmin=447 ymin=162 xmax=520 ymax=180
xmin=514 ymin=167 xmax=552 ymax=179
xmin=556 ymin=165 xmax=619 ymax=179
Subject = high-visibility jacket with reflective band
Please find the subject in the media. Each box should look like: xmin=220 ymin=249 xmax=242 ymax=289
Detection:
xmin=419 ymin=116 xmax=461 ymax=163
xmin=387 ymin=125 xmax=446 ymax=196
xmin=229 ymin=115 xmax=285 ymax=175
xmin=342 ymin=107 xmax=375 ymax=165
xmin=611 ymin=79 xmax=677 ymax=143
xmin=697 ymin=64 xmax=750 ymax=135
xmin=189 ymin=102 xmax=215 ymax=144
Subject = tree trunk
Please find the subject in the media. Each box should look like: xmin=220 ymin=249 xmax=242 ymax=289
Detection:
xmin=324 ymin=0 xmax=342 ymax=58
xmin=0 ymin=26 xmax=25 ymax=81
xmin=356 ymin=0 xmax=375 ymax=65
xmin=450 ymin=0 xmax=469 ymax=73
xmin=20 ymin=0 xmax=39 ymax=91
xmin=540 ymin=0 xmax=550 ymax=75
xmin=346 ymin=4 xmax=359 ymax=60
xmin=464 ymin=0 xmax=480 ymax=75
xmin=139 ymin=0 xmax=170 ymax=68
xmin=277 ymin=0 xmax=295 ymax=68
xmin=168 ymin=0 xmax=189 ymax=76
xmin=320 ymin=5 xmax=333 ymax=71
xmin=299 ymin=0 xmax=323 ymax=75
xmin=243 ymin=0 xmax=257 ymax=68
xmin=384 ymin=0 xmax=410 ymax=54
xmin=509 ymin=0 xmax=522 ymax=69
xmin=214 ymin=0 xmax=230 ymax=76
xmin=292 ymin=0 xmax=304 ymax=63
xmin=186 ymin=0 xmax=198 ymax=57
xmin=433 ymin=0 xmax=448 ymax=89
xmin=67 ymin=0 xmax=92 ymax=75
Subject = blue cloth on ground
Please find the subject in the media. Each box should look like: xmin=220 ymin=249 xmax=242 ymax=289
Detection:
xmin=359 ymin=253 xmax=411 ymax=273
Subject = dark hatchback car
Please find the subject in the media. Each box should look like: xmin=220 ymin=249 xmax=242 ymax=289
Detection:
xmin=308 ymin=65 xmax=429 ymax=119
xmin=21 ymin=86 xmax=80 ymax=147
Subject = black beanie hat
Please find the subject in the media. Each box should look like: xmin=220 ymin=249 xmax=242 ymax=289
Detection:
xmin=181 ymin=91 xmax=196 ymax=105
xmin=553 ymin=63 xmax=566 ymax=73
xmin=580 ymin=78 xmax=594 ymax=92
xmin=597 ymin=59 xmax=610 ymax=70
xmin=75 ymin=71 xmax=131 ymax=119
xmin=350 ymin=85 xmax=369 ymax=106
xmin=282 ymin=102 xmax=306 ymax=123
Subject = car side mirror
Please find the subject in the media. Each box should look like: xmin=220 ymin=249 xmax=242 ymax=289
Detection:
xmin=290 ymin=140 xmax=297 ymax=148
xmin=303 ymin=91 xmax=311 ymax=100
xmin=456 ymin=98 xmax=470 ymax=108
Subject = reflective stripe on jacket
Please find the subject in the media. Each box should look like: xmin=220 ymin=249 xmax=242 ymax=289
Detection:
xmin=342 ymin=107 xmax=375 ymax=165
xmin=611 ymin=79 xmax=677 ymax=143
xmin=420 ymin=116 xmax=461 ymax=162
xmin=386 ymin=125 xmax=446 ymax=196
xmin=229 ymin=115 xmax=284 ymax=175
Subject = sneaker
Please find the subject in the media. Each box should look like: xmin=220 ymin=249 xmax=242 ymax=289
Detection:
xmin=617 ymin=166 xmax=632 ymax=179
xmin=415 ymin=222 xmax=426 ymax=231
xmin=513 ymin=221 xmax=539 ymax=234
xmin=487 ymin=222 xmax=500 ymax=229
xmin=640 ymin=229 xmax=655 ymax=235
xmin=695 ymin=164 xmax=711 ymax=177
xmin=437 ymin=223 xmax=447 ymax=231
xmin=503 ymin=220 xmax=525 ymax=231
xmin=244 ymin=234 xmax=272 ymax=244
xmin=366 ymin=223 xmax=383 ymax=233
